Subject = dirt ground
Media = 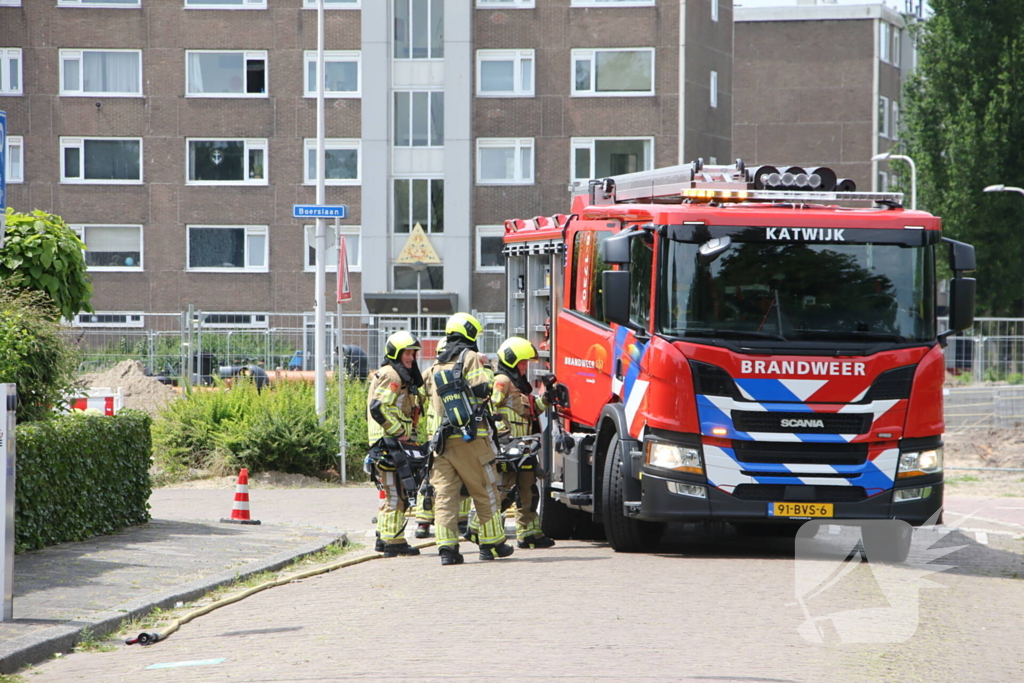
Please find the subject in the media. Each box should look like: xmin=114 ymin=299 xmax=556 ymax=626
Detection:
xmin=943 ymin=429 xmax=1024 ymax=498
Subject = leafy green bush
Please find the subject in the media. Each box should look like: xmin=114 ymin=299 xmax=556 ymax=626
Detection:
xmin=1007 ymin=373 xmax=1023 ymax=385
xmin=0 ymin=287 xmax=81 ymax=422
xmin=152 ymin=376 xmax=371 ymax=481
xmin=1 ymin=208 xmax=92 ymax=320
xmin=16 ymin=410 xmax=152 ymax=552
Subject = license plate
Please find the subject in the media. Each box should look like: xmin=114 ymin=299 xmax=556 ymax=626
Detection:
xmin=769 ymin=502 xmax=834 ymax=518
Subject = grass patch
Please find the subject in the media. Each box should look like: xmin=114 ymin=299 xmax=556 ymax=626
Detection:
xmin=116 ymin=607 xmax=170 ymax=638
xmin=947 ymin=475 xmax=981 ymax=483
xmin=0 ymin=675 xmax=26 ymax=683
xmin=73 ymin=627 xmax=117 ymax=654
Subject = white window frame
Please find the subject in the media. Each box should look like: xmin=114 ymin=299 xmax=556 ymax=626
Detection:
xmin=1 ymin=48 xmax=22 ymax=95
xmin=200 ymin=312 xmax=269 ymax=329
xmin=59 ymin=49 xmax=142 ymax=97
xmin=70 ymin=224 xmax=144 ymax=271
xmin=710 ymin=70 xmax=718 ymax=108
xmin=186 ymin=225 xmax=269 ymax=273
xmin=477 ymin=0 xmax=533 ymax=7
xmin=302 ymin=0 xmax=360 ymax=7
xmin=394 ymin=91 xmax=444 ymax=148
xmin=185 ymin=0 xmax=267 ymax=9
xmin=0 ymin=0 xmax=21 ymax=6
xmin=877 ymin=171 xmax=888 ymax=193
xmin=72 ymin=312 xmax=144 ymax=328
xmin=571 ymin=136 xmax=654 ymax=181
xmin=5 ymin=135 xmax=23 ymax=183
xmin=879 ymin=22 xmax=891 ymax=64
xmin=878 ymin=95 xmax=890 ymax=138
xmin=186 ymin=50 xmax=267 ymax=98
xmin=303 ymin=138 xmax=361 ymax=186
xmin=476 ymin=49 xmax=535 ymax=98
xmin=61 ymin=137 xmax=143 ymax=185
xmin=303 ymin=50 xmax=361 ymax=98
xmin=476 ymin=138 xmax=535 ymax=185
xmin=186 ymin=138 xmax=268 ymax=186
xmin=394 ymin=0 xmax=445 ymax=60
xmin=711 ymin=0 xmax=718 ymax=22
xmin=571 ymin=47 xmax=655 ymax=97
xmin=304 ymin=224 xmax=362 ymax=273
xmin=58 ymin=0 xmax=141 ymax=7
xmin=475 ymin=225 xmax=506 ymax=273
xmin=891 ymin=100 xmax=900 ymax=141
xmin=394 ymin=177 xmax=444 ymax=234
xmin=893 ymin=28 xmax=901 ymax=68
xmin=571 ymin=0 xmax=655 ymax=6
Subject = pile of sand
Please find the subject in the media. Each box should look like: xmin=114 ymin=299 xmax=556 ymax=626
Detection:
xmin=77 ymin=359 xmax=179 ymax=415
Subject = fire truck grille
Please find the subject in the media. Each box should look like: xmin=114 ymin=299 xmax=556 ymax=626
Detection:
xmin=732 ymin=411 xmax=872 ymax=434
xmin=731 ymin=441 xmax=868 ymax=466
xmin=730 ymin=484 xmax=868 ymax=503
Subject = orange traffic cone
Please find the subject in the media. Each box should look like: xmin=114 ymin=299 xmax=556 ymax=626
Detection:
xmin=220 ymin=468 xmax=261 ymax=525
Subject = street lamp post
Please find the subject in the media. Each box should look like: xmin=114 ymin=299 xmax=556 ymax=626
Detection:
xmin=983 ymin=184 xmax=1024 ymax=197
xmin=872 ymin=152 xmax=917 ymax=210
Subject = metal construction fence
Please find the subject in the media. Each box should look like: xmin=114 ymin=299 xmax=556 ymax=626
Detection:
xmin=940 ymin=317 xmax=1024 ymax=383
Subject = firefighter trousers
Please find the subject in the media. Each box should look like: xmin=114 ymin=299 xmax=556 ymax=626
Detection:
xmin=432 ymin=437 xmax=504 ymax=549
xmin=501 ymin=469 xmax=541 ymax=540
xmin=414 ymin=473 xmax=473 ymax=524
xmin=376 ymin=469 xmax=410 ymax=545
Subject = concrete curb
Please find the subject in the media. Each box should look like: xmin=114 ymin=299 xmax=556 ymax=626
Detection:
xmin=0 ymin=532 xmax=347 ymax=674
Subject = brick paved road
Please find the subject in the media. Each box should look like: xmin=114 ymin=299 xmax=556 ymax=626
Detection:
xmin=19 ymin=521 xmax=1024 ymax=683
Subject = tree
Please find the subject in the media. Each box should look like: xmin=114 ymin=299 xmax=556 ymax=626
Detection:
xmin=902 ymin=1 xmax=1024 ymax=315
xmin=1 ymin=208 xmax=93 ymax=320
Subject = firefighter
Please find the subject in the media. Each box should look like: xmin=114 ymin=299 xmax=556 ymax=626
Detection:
xmin=491 ymin=337 xmax=556 ymax=549
xmin=425 ymin=312 xmax=514 ymax=565
xmin=366 ymin=330 xmax=426 ymax=558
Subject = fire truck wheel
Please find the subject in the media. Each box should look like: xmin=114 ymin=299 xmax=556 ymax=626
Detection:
xmin=539 ymin=487 xmax=580 ymax=540
xmin=601 ymin=433 xmax=665 ymax=553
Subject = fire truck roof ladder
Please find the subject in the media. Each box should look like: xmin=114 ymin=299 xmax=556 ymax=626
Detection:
xmin=570 ymin=159 xmax=905 ymax=208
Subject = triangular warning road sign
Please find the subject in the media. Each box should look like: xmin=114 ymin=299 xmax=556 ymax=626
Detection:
xmin=395 ymin=224 xmax=442 ymax=265
xmin=337 ymin=236 xmax=352 ymax=303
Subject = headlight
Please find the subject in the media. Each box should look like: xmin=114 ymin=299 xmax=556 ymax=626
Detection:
xmin=897 ymin=447 xmax=943 ymax=478
xmin=645 ymin=441 xmax=703 ymax=474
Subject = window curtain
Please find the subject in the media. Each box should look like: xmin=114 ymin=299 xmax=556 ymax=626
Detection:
xmin=84 ymin=52 xmax=139 ymax=93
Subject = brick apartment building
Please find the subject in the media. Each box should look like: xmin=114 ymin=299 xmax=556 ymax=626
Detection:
xmin=733 ymin=0 xmax=915 ymax=193
xmin=0 ymin=0 xmax=732 ymax=335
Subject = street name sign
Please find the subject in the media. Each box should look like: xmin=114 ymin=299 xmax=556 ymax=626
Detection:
xmin=293 ymin=204 xmax=348 ymax=219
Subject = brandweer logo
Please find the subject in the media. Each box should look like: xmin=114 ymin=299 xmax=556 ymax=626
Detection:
xmin=740 ymin=360 xmax=866 ymax=376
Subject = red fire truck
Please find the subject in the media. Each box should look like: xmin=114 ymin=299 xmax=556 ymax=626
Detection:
xmin=503 ymin=161 xmax=976 ymax=553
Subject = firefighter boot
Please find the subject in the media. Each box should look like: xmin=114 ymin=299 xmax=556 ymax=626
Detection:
xmin=518 ymin=533 xmax=555 ymax=549
xmin=383 ymin=542 xmax=421 ymax=558
xmin=414 ymin=522 xmax=432 ymax=539
xmin=439 ymin=546 xmax=465 ymax=566
xmin=479 ymin=542 xmax=515 ymax=561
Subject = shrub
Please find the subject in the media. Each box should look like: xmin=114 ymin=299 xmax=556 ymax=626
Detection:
xmin=0 ymin=287 xmax=80 ymax=422
xmin=16 ymin=410 xmax=152 ymax=552
xmin=1007 ymin=373 xmax=1024 ymax=385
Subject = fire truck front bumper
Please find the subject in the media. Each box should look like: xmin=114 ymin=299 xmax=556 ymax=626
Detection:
xmin=635 ymin=471 xmax=944 ymax=527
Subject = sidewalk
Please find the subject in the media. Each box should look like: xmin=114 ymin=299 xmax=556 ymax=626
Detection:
xmin=0 ymin=484 xmax=382 ymax=674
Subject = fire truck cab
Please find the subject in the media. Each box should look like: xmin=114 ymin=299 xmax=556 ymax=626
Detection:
xmin=503 ymin=161 xmax=976 ymax=553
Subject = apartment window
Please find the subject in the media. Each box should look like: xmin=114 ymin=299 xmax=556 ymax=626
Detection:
xmin=572 ymin=48 xmax=654 ymax=96
xmin=710 ymin=70 xmax=718 ymax=108
xmin=394 ymin=91 xmax=444 ymax=147
xmin=73 ymin=312 xmax=144 ymax=328
xmin=571 ymin=0 xmax=655 ymax=5
xmin=571 ymin=137 xmax=653 ymax=181
xmin=71 ymin=225 xmax=142 ymax=270
xmin=187 ymin=139 xmax=267 ymax=185
xmin=185 ymin=0 xmax=267 ymax=8
xmin=711 ymin=0 xmax=718 ymax=22
xmin=304 ymin=51 xmax=360 ymax=97
xmin=60 ymin=50 xmax=141 ymax=96
xmin=201 ymin=313 xmax=269 ymax=328
xmin=880 ymin=22 xmax=891 ymax=64
xmin=877 ymin=171 xmax=888 ymax=193
xmin=893 ymin=28 xmax=902 ymax=67
xmin=878 ymin=96 xmax=890 ymax=138
xmin=477 ymin=0 xmax=533 ymax=6
xmin=1 ymin=49 xmax=22 ymax=95
xmin=395 ymin=265 xmax=443 ymax=290
xmin=892 ymin=100 xmax=900 ymax=141
xmin=0 ymin=1 xmax=21 ymax=6
xmin=58 ymin=0 xmax=140 ymax=6
xmin=187 ymin=51 xmax=266 ymax=97
xmin=5 ymin=135 xmax=23 ymax=183
xmin=476 ymin=50 xmax=534 ymax=97
xmin=394 ymin=178 xmax=443 ymax=233
xmin=303 ymin=0 xmax=359 ymax=6
xmin=305 ymin=224 xmax=361 ymax=272
xmin=476 ymin=138 xmax=534 ymax=185
xmin=476 ymin=226 xmax=506 ymax=272
xmin=394 ymin=0 xmax=444 ymax=60
xmin=304 ymin=139 xmax=360 ymax=185
xmin=61 ymin=137 xmax=142 ymax=184
xmin=187 ymin=226 xmax=267 ymax=272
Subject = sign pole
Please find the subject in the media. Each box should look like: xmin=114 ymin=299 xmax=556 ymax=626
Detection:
xmin=1 ymin=384 xmax=16 ymax=622
xmin=335 ymin=217 xmax=347 ymax=485
xmin=314 ymin=0 xmax=327 ymax=423
xmin=1 ymin=111 xmax=7 ymax=250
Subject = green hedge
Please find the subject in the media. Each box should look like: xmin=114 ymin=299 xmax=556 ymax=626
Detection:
xmin=15 ymin=410 xmax=152 ymax=552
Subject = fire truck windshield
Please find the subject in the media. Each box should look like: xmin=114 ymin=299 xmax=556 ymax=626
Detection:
xmin=658 ymin=237 xmax=936 ymax=344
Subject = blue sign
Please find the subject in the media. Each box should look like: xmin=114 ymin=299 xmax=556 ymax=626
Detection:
xmin=293 ymin=204 xmax=348 ymax=219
